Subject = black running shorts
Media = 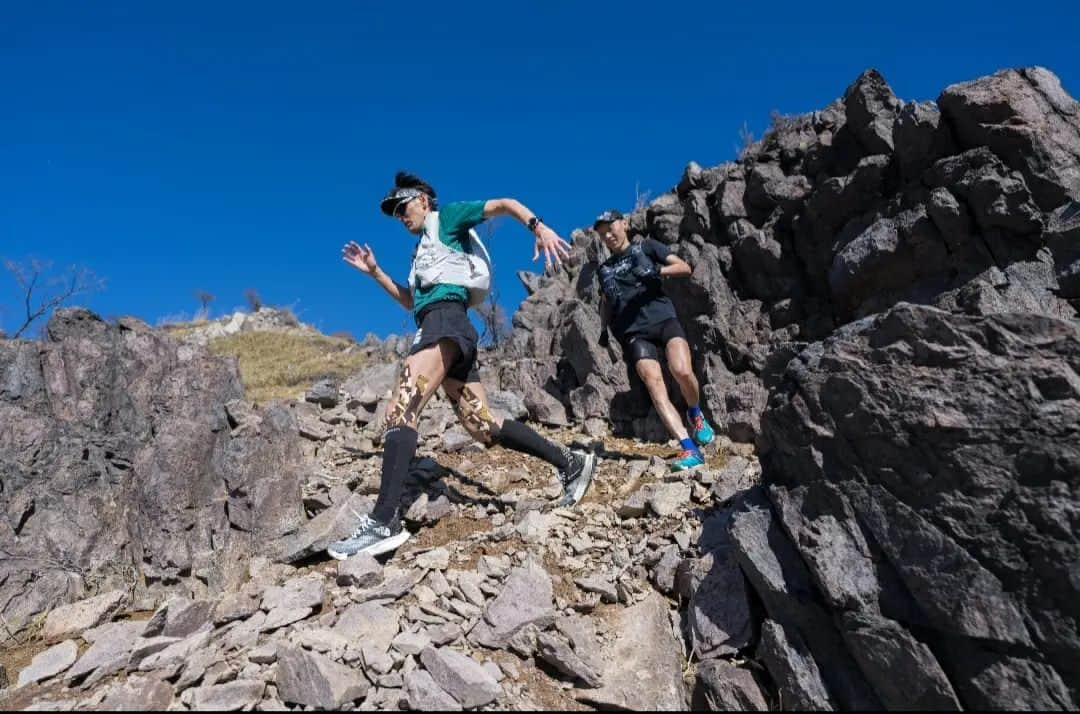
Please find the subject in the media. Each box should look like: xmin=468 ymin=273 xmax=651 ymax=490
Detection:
xmin=409 ymin=300 xmax=480 ymax=383
xmin=621 ymin=318 xmax=687 ymax=366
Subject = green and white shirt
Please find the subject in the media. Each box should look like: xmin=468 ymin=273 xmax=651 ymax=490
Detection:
xmin=411 ymin=200 xmax=486 ymax=317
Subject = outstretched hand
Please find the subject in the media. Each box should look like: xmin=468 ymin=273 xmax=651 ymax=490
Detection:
xmin=342 ymin=241 xmax=378 ymax=275
xmin=531 ymin=224 xmax=572 ymax=272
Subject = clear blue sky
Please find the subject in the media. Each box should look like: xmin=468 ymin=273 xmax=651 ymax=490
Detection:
xmin=3 ymin=1 xmax=1078 ymax=338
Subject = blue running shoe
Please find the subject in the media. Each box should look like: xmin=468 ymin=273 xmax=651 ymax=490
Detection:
xmin=690 ymin=413 xmax=715 ymax=447
xmin=671 ymin=449 xmax=705 ymax=472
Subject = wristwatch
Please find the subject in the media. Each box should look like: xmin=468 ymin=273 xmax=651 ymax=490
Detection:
xmin=527 ymin=216 xmax=543 ymax=232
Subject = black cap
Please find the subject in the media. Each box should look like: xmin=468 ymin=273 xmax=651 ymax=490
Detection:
xmin=592 ymin=209 xmax=624 ymax=229
xmin=380 ymin=187 xmax=425 ymax=216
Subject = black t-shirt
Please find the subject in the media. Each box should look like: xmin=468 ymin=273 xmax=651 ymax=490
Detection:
xmin=598 ymin=238 xmax=678 ymax=340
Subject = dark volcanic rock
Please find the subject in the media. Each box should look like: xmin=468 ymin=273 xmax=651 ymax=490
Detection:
xmin=940 ymin=637 xmax=1076 ymax=710
xmin=0 ymin=308 xmax=305 ymax=637
xmin=767 ymin=482 xmax=878 ymax=611
xmin=939 ymin=66 xmax=1080 ymax=210
xmin=728 ymin=488 xmax=880 ymax=709
xmin=893 ymin=100 xmax=955 ymax=180
xmin=839 ymin=611 xmax=961 ymax=710
xmin=684 ymin=512 xmax=754 ymax=658
xmin=844 ymin=68 xmax=902 ymax=155
xmin=694 ymin=659 xmax=768 ymax=711
xmin=756 ymin=619 xmax=834 ymax=711
xmin=504 ymin=67 xmax=1079 ymax=444
xmin=1047 ymin=200 xmax=1080 ymax=301
xmin=760 ymin=303 xmax=1080 ymax=704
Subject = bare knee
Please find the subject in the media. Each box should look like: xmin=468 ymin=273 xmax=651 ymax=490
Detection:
xmin=636 ymin=363 xmax=666 ymax=394
xmin=670 ymin=361 xmax=694 ymax=382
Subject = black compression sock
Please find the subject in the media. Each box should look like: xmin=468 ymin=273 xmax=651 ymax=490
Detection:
xmin=371 ymin=426 xmax=419 ymax=523
xmin=496 ymin=419 xmax=570 ymax=471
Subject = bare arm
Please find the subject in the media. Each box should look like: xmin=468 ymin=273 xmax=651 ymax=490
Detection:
xmin=659 ymin=253 xmax=693 ymax=279
xmin=342 ymin=241 xmax=413 ymax=311
xmin=370 ymin=265 xmax=414 ymax=311
xmin=483 ymin=198 xmax=572 ymax=271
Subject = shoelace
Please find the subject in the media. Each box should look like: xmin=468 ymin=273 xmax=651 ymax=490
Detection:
xmin=348 ymin=510 xmax=376 ymax=538
xmin=677 ymin=449 xmax=700 ymax=461
xmin=559 ymin=451 xmax=578 ymax=485
xmin=693 ymin=415 xmax=707 ymax=432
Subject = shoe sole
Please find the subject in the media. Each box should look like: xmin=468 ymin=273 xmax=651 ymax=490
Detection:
xmin=327 ymin=530 xmax=411 ymax=561
xmin=561 ymin=452 xmax=597 ymax=507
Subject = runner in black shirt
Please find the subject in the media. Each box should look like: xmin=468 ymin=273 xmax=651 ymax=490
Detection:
xmin=593 ymin=210 xmax=715 ymax=470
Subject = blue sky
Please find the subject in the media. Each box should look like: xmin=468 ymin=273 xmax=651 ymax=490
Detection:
xmin=3 ymin=1 xmax=1078 ymax=339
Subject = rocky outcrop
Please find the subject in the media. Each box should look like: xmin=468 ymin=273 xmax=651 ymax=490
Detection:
xmin=167 ymin=307 xmax=319 ymax=346
xmin=938 ymin=67 xmax=1080 ymax=211
xmin=0 ymin=309 xmax=306 ymax=639
xmin=747 ymin=304 xmax=1079 ymax=708
xmin=4 ymin=65 xmax=1079 ymax=712
xmin=504 ymin=67 xmax=1079 ymax=444
xmin=2 ymin=413 xmax=756 ymax=711
xmin=2 ymin=303 xmax=760 ymax=711
xmin=495 ymin=65 xmax=1080 ymax=709
xmin=168 ymin=306 xmax=412 ymax=361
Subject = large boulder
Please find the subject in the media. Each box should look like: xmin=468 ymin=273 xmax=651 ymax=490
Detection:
xmin=576 ymin=592 xmax=689 ymax=711
xmin=0 ymin=308 xmax=306 ymax=637
xmin=469 ymin=561 xmax=555 ymax=650
xmin=728 ymin=488 xmax=880 ymax=709
xmin=759 ymin=304 xmax=1080 ymax=706
xmin=843 ymin=69 xmax=902 ymax=155
xmin=939 ymin=66 xmax=1080 ymax=210
xmin=276 ymin=646 xmax=370 ymax=709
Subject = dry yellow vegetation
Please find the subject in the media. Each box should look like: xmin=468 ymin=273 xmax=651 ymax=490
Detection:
xmin=160 ymin=320 xmax=209 ymax=340
xmin=208 ymin=331 xmax=366 ymax=404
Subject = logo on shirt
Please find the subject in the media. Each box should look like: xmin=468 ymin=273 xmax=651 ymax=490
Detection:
xmin=600 ymin=244 xmax=652 ymax=301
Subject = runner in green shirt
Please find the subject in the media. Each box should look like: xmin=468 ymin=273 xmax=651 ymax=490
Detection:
xmin=329 ymin=172 xmax=598 ymax=560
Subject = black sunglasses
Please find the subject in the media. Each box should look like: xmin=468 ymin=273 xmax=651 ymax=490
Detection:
xmin=393 ymin=196 xmax=417 ymax=218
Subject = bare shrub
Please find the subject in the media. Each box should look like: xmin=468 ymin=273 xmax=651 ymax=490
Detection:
xmin=4 ymin=258 xmax=105 ymax=338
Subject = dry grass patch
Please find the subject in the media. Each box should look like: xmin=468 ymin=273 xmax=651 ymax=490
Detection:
xmin=159 ymin=319 xmax=210 ymax=340
xmin=209 ymin=331 xmax=367 ymax=404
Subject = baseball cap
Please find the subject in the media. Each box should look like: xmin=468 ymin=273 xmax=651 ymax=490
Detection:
xmin=380 ymin=187 xmax=426 ymax=216
xmin=592 ymin=209 xmax=625 ymax=229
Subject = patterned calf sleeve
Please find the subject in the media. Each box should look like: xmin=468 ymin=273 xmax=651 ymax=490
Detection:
xmin=454 ymin=385 xmax=501 ymax=443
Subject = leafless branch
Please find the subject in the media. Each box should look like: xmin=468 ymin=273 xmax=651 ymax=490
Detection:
xmin=476 ymin=219 xmax=510 ymax=349
xmin=737 ymin=121 xmax=755 ymax=159
xmin=475 ymin=290 xmax=510 ymax=349
xmin=193 ymin=290 xmax=215 ymax=310
xmin=634 ymin=181 xmax=652 ymax=211
xmin=4 ymin=258 xmax=105 ymax=339
xmin=244 ymin=288 xmax=263 ymax=312
xmin=193 ymin=290 xmax=216 ymax=320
